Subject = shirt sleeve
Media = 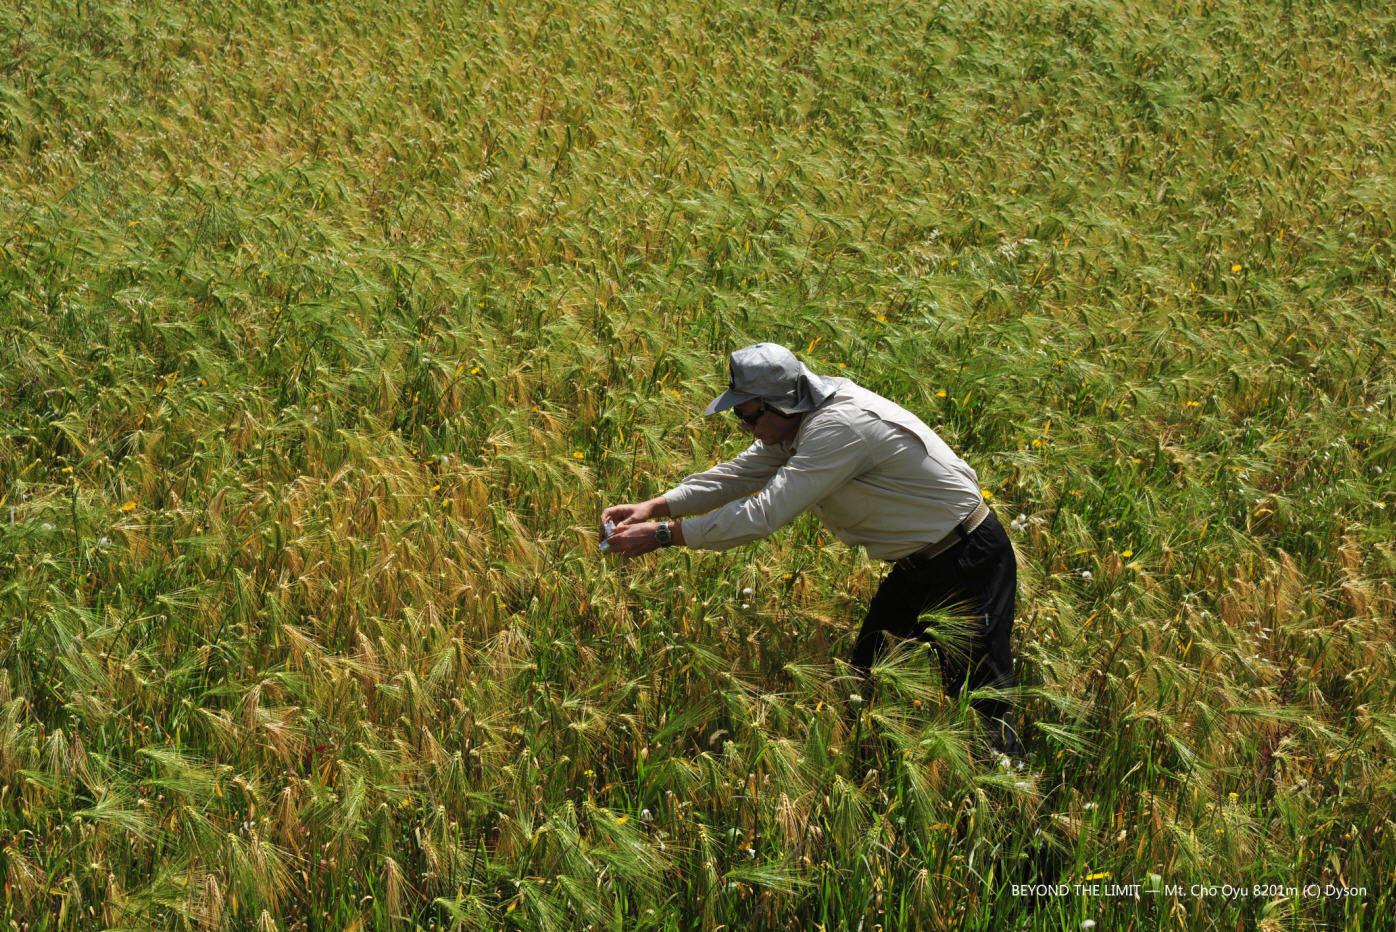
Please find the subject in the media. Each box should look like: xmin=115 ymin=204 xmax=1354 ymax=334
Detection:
xmin=663 ymin=441 xmax=790 ymax=518
xmin=679 ymin=410 xmax=871 ymax=551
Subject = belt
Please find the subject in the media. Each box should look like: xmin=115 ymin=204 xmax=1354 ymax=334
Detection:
xmin=891 ymin=500 xmax=991 ymax=570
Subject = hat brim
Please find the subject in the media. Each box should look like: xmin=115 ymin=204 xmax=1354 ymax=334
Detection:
xmin=704 ymin=388 xmax=759 ymax=416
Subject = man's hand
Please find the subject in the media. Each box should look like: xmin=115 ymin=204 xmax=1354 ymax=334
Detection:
xmin=600 ymin=496 xmax=669 ymax=529
xmin=602 ymin=522 xmax=665 ymax=557
xmin=600 ymin=502 xmax=652 ymax=528
xmin=599 ymin=497 xmax=683 ymax=556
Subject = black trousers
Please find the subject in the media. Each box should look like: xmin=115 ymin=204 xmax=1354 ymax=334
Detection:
xmin=851 ymin=511 xmax=1019 ymax=749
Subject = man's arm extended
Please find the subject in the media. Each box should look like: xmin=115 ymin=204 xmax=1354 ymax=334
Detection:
xmin=678 ymin=410 xmax=869 ymax=550
xmin=661 ymin=441 xmax=790 ymax=517
xmin=599 ymin=438 xmax=791 ymax=556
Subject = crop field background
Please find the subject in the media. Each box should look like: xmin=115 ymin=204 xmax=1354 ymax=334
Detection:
xmin=2 ymin=0 xmax=1393 ymax=928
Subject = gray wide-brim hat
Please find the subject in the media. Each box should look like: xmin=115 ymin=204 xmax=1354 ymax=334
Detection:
xmin=704 ymin=342 xmax=842 ymax=416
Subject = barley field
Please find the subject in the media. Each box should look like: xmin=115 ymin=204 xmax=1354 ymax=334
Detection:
xmin=1 ymin=0 xmax=1393 ymax=929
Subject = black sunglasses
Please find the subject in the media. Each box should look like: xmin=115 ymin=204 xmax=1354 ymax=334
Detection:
xmin=734 ymin=402 xmax=768 ymax=427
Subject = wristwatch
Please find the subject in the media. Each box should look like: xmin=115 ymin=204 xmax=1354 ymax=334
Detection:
xmin=654 ymin=520 xmax=673 ymax=547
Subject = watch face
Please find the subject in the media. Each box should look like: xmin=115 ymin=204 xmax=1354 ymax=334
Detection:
xmin=656 ymin=522 xmax=671 ymax=546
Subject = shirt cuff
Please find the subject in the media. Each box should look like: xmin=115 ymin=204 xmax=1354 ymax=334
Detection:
xmin=673 ymin=511 xmax=718 ymax=549
xmin=662 ymin=488 xmax=694 ymax=518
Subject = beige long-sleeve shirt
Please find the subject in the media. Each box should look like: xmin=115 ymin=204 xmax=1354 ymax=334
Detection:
xmin=663 ymin=380 xmax=984 ymax=560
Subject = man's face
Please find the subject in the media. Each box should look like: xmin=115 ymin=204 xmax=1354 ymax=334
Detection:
xmin=733 ymin=399 xmax=801 ymax=445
